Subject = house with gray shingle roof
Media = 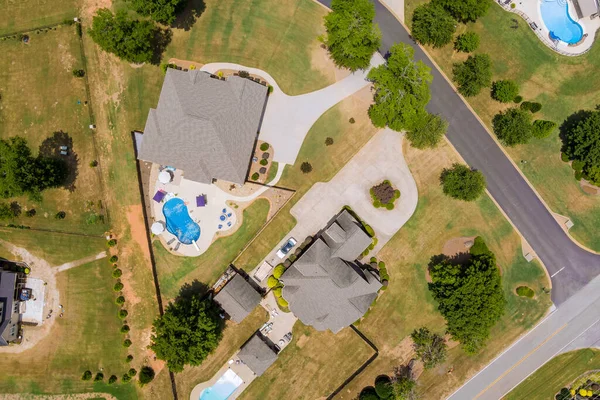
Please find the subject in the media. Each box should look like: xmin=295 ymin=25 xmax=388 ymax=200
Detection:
xmin=0 ymin=270 xmax=20 ymax=346
xmin=136 ymin=68 xmax=268 ymax=185
xmin=280 ymin=210 xmax=381 ymax=333
xmin=214 ymin=274 xmax=262 ymax=323
xmin=237 ymin=334 xmax=278 ymax=376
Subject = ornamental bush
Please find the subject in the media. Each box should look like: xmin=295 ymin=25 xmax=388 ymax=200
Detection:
xmin=110 ymin=255 xmax=118 ymax=263
xmin=113 ymin=282 xmax=124 ymax=292
xmin=94 ymin=372 xmax=104 ymax=381
xmin=259 ymin=159 xmax=268 ymax=166
xmin=251 ymin=172 xmax=259 ymax=181
xmin=128 ymin=368 xmax=137 ymax=377
xmin=112 ymin=269 xmax=123 ymax=278
xmin=260 ymin=143 xmax=269 ymax=151
xmin=276 ymin=296 xmax=289 ymax=308
xmin=325 ymin=137 xmax=334 ymax=146
xmin=370 ymin=180 xmax=396 ymax=205
xmin=118 ymin=309 xmax=128 ymax=319
xmin=55 ymin=211 xmax=66 ymax=220
xmin=82 ymin=370 xmax=92 ymax=380
xmin=514 ymin=95 xmax=523 ymax=103
xmin=273 ymin=287 xmax=282 ymax=298
xmin=123 ymin=339 xmax=132 ymax=347
xmin=300 ymin=162 xmax=313 ymax=174
xmin=440 ymin=164 xmax=486 ymax=201
xmin=492 ymin=107 xmax=533 ymax=146
xmin=364 ymin=224 xmax=375 ymax=237
xmin=273 ymin=264 xmax=286 ymax=279
xmin=520 ymin=101 xmax=542 ymax=113
xmin=107 ymin=238 xmax=117 ymax=247
xmin=126 ymin=354 xmax=134 ymax=362
xmin=454 ymin=32 xmax=479 ymax=52
xmin=122 ymin=373 xmax=132 ymax=383
xmin=374 ymin=375 xmax=393 ymax=399
xmin=532 ymin=120 xmax=557 ymax=139
xmin=139 ymin=366 xmax=156 ymax=385
xmin=412 ymin=3 xmax=456 ymax=48
xmin=491 ymin=80 xmax=519 ymax=103
xmin=121 ymin=324 xmax=130 ymax=333
xmin=452 ymin=54 xmax=493 ymax=97
xmin=108 ymin=375 xmax=118 ymax=384
xmin=267 ymin=276 xmax=279 ymax=288
xmin=116 ymin=295 xmax=125 ymax=305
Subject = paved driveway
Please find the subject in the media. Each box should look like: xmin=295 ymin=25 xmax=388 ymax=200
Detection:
xmin=249 ymin=128 xmax=418 ymax=282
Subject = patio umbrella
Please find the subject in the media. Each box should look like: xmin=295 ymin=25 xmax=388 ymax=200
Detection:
xmin=151 ymin=221 xmax=165 ymax=235
xmin=158 ymin=170 xmax=172 ymax=184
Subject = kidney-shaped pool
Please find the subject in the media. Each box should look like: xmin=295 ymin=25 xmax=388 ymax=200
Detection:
xmin=540 ymin=0 xmax=584 ymax=44
xmin=162 ymin=198 xmax=200 ymax=244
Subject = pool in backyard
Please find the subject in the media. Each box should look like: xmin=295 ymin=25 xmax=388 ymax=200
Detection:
xmin=163 ymin=198 xmax=200 ymax=245
xmin=199 ymin=369 xmax=243 ymax=400
xmin=540 ymin=0 xmax=583 ymax=44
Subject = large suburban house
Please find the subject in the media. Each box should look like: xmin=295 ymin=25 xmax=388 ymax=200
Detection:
xmin=0 ymin=269 xmax=21 ymax=346
xmin=136 ymin=68 xmax=268 ymax=185
xmin=280 ymin=210 xmax=381 ymax=333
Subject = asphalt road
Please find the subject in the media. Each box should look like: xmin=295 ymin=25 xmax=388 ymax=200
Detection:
xmin=318 ymin=0 xmax=600 ymax=305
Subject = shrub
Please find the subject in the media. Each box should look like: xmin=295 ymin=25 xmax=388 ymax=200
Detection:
xmin=514 ymin=95 xmax=523 ymax=103
xmin=572 ymin=160 xmax=585 ymax=172
xmin=161 ymin=63 xmax=177 ymax=74
xmin=25 ymin=209 xmax=36 ymax=217
xmin=516 ymin=286 xmax=535 ymax=298
xmin=510 ymin=2 xmax=516 ymax=8
xmin=412 ymin=3 xmax=456 ymax=48
xmin=112 ymin=269 xmax=123 ymax=279
xmin=55 ymin=211 xmax=66 ymax=220
xmin=139 ymin=366 xmax=156 ymax=385
xmin=575 ymin=170 xmax=583 ymax=181
xmin=94 ymin=372 xmax=104 ymax=381
xmin=116 ymin=295 xmax=125 ymax=305
xmin=561 ymin=152 xmax=570 ymax=162
xmin=452 ymin=54 xmax=493 ymax=97
xmin=123 ymin=339 xmax=132 ymax=347
xmin=492 ymin=107 xmax=533 ymax=146
xmin=532 ymin=120 xmax=557 ymax=139
xmin=108 ymin=375 xmax=118 ymax=384
xmin=385 ymin=203 xmax=394 ymax=210
xmin=260 ymin=143 xmax=269 ymax=151
xmin=118 ymin=309 xmax=128 ymax=319
xmin=359 ymin=387 xmax=379 ymax=400
xmin=251 ymin=172 xmax=259 ymax=181
xmin=440 ymin=164 xmax=486 ymax=201
xmin=325 ymin=137 xmax=334 ymax=146
xmin=374 ymin=375 xmax=393 ymax=399
xmin=273 ymin=287 xmax=282 ymax=297
xmin=364 ymin=224 xmax=375 ymax=237
xmin=300 ymin=162 xmax=313 ymax=174
xmin=520 ymin=101 xmax=542 ymax=113
xmin=122 ymin=373 xmax=132 ymax=383
xmin=110 ymin=255 xmax=118 ymax=263
xmin=370 ymin=180 xmax=396 ymax=205
xmin=276 ymin=296 xmax=289 ymax=308
xmin=267 ymin=276 xmax=279 ymax=288
xmin=454 ymin=32 xmax=479 ymax=52
xmin=491 ymin=80 xmax=519 ymax=103
xmin=86 ymin=212 xmax=103 ymax=225
xmin=128 ymin=368 xmax=137 ymax=377
xmin=259 ymin=159 xmax=268 ymax=166
xmin=72 ymin=69 xmax=85 ymax=77
xmin=82 ymin=370 xmax=92 ymax=381
xmin=273 ymin=264 xmax=286 ymax=279
xmin=267 ymin=85 xmax=274 ymax=94
xmin=470 ymin=236 xmax=493 ymax=257
xmin=121 ymin=324 xmax=130 ymax=333
xmin=107 ymin=239 xmax=117 ymax=247
xmin=126 ymin=354 xmax=134 ymax=362
xmin=113 ymin=282 xmax=124 ymax=292
xmin=411 ymin=327 xmax=448 ymax=369
xmin=238 ymin=70 xmax=250 ymax=78
xmin=349 ymin=117 xmax=355 ymax=124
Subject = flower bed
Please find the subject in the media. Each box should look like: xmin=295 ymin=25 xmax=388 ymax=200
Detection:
xmin=370 ymin=180 xmax=400 ymax=210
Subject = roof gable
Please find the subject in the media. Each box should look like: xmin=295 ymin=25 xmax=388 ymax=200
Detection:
xmin=213 ymin=274 xmax=261 ymax=323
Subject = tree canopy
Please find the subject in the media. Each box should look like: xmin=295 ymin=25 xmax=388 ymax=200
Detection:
xmin=367 ymin=43 xmax=432 ymax=132
xmin=532 ymin=119 xmax=557 ymax=139
xmin=88 ymin=9 xmax=156 ymax=64
xmin=129 ymin=0 xmax=187 ymax=25
xmin=406 ymin=113 xmax=448 ymax=149
xmin=411 ymin=327 xmax=447 ymax=369
xmin=452 ymin=54 xmax=492 ymax=97
xmin=440 ymin=163 xmax=486 ymax=201
xmin=492 ymin=107 xmax=533 ymax=146
xmin=454 ymin=31 xmax=479 ymax=52
xmin=323 ymin=0 xmax=381 ymax=71
xmin=433 ymin=0 xmax=491 ymax=22
xmin=561 ymin=108 xmax=600 ymax=185
xmin=411 ymin=3 xmax=456 ymax=48
xmin=150 ymin=294 xmax=223 ymax=372
xmin=428 ymin=251 xmax=505 ymax=354
xmin=491 ymin=80 xmax=520 ymax=103
xmin=0 ymin=137 xmax=67 ymax=199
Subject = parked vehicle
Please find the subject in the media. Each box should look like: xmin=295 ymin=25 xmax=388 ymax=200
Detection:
xmin=276 ymin=238 xmax=297 ymax=258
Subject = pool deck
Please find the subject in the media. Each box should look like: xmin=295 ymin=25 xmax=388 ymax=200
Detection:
xmin=501 ymin=0 xmax=600 ymax=56
xmin=189 ymin=354 xmax=257 ymax=400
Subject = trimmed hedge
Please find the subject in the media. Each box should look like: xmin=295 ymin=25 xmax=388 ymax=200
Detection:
xmin=259 ymin=158 xmax=268 ymax=166
xmin=276 ymin=296 xmax=288 ymax=308
xmin=118 ymin=309 xmax=128 ymax=319
xmin=123 ymin=339 xmax=132 ymax=347
xmin=532 ymin=120 xmax=556 ymax=139
xmin=260 ymin=143 xmax=269 ymax=151
xmin=113 ymin=282 xmax=124 ymax=292
xmin=109 ymin=255 xmax=118 ymax=263
xmin=267 ymin=276 xmax=279 ymax=288
xmin=273 ymin=264 xmax=285 ymax=279
xmin=112 ymin=269 xmax=123 ymax=278
xmin=115 ymin=295 xmax=125 ymax=305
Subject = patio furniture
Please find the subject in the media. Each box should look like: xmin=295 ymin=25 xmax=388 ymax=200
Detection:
xmin=218 ymin=224 xmax=223 ymax=229
xmin=174 ymin=242 xmax=181 ymax=251
xmin=220 ymin=215 xmax=226 ymax=221
xmin=227 ymin=213 xmax=232 ymax=217
xmin=196 ymin=194 xmax=207 ymax=207
xmin=153 ymin=190 xmax=166 ymax=203
xmin=166 ymin=238 xmax=176 ymax=245
xmin=222 ymin=208 xmax=227 ymax=213
xmin=227 ymin=222 xmax=232 ymax=227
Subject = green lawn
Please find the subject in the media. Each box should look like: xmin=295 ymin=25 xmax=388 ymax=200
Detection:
xmin=404 ymin=0 xmax=600 ymax=251
xmin=0 ymin=259 xmax=137 ymax=399
xmin=0 ymin=24 xmax=106 ymax=235
xmin=0 ymin=0 xmax=78 ymax=35
xmin=505 ymin=349 xmax=600 ymax=400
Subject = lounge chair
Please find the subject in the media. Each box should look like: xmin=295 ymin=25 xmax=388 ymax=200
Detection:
xmin=174 ymin=242 xmax=181 ymax=251
xmin=153 ymin=190 xmax=167 ymax=203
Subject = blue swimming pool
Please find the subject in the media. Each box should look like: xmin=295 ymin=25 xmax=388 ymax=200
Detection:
xmin=540 ymin=0 xmax=583 ymax=44
xmin=199 ymin=369 xmax=243 ymax=400
xmin=163 ymin=198 xmax=200 ymax=244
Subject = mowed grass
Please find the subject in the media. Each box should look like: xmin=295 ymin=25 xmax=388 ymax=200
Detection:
xmin=333 ymin=141 xmax=551 ymax=399
xmin=175 ymin=307 xmax=268 ymax=399
xmin=164 ymin=0 xmax=334 ymax=95
xmin=0 ymin=259 xmax=137 ymax=399
xmin=404 ymin=0 xmax=600 ymax=250
xmin=505 ymin=349 xmax=600 ymax=400
xmin=0 ymin=0 xmax=78 ymax=35
xmin=240 ymin=321 xmax=375 ymax=400
xmin=153 ymin=198 xmax=270 ymax=301
xmin=0 ymin=24 xmax=106 ymax=235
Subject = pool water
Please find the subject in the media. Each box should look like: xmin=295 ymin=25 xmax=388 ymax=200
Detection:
xmin=163 ymin=198 xmax=200 ymax=244
xmin=200 ymin=369 xmax=243 ymax=400
xmin=540 ymin=0 xmax=584 ymax=44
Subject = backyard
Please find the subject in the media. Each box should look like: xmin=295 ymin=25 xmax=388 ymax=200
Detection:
xmin=405 ymin=0 xmax=600 ymax=251
xmin=0 ymin=0 xmax=78 ymax=35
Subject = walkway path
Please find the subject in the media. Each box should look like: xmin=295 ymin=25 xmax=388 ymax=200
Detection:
xmin=56 ymin=251 xmax=107 ymax=272
xmin=201 ymin=54 xmax=385 ymax=165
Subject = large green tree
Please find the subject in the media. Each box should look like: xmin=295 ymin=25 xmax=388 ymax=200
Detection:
xmin=323 ymin=0 xmax=381 ymax=71
xmin=454 ymin=31 xmax=479 ymax=52
xmin=433 ymin=0 xmax=491 ymax=22
xmin=561 ymin=108 xmax=600 ymax=185
xmin=411 ymin=327 xmax=447 ymax=369
xmin=452 ymin=54 xmax=492 ymax=97
xmin=492 ymin=107 xmax=533 ymax=146
xmin=150 ymin=295 xmax=223 ymax=372
xmin=88 ymin=9 xmax=156 ymax=64
xmin=0 ymin=137 xmax=67 ymax=199
xmin=129 ymin=0 xmax=187 ymax=25
xmin=411 ymin=3 xmax=456 ymax=48
xmin=428 ymin=252 xmax=505 ymax=354
xmin=406 ymin=113 xmax=448 ymax=149
xmin=368 ymin=43 xmax=432 ymax=132
xmin=440 ymin=163 xmax=486 ymax=201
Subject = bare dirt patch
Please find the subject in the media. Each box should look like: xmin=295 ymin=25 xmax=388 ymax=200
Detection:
xmin=442 ymin=236 xmax=476 ymax=257
xmin=581 ymin=180 xmax=600 ymax=195
xmin=296 ymin=334 xmax=310 ymax=349
xmin=126 ymin=204 xmax=151 ymax=263
xmin=310 ymin=43 xmax=351 ymax=83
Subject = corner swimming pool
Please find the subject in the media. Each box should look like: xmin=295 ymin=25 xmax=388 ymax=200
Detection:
xmin=163 ymin=198 xmax=200 ymax=244
xmin=200 ymin=369 xmax=243 ymax=400
xmin=540 ymin=0 xmax=584 ymax=44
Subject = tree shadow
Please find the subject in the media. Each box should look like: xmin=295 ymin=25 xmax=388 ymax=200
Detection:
xmin=171 ymin=0 xmax=206 ymax=31
xmin=38 ymin=131 xmax=78 ymax=192
xmin=558 ymin=109 xmax=593 ymax=154
xmin=151 ymin=27 xmax=173 ymax=66
xmin=177 ymin=279 xmax=210 ymax=301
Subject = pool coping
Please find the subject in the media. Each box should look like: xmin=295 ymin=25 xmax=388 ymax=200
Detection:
xmin=189 ymin=352 xmax=257 ymax=400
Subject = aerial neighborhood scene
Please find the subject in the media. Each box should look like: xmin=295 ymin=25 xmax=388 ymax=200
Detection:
xmin=1 ymin=0 xmax=600 ymax=398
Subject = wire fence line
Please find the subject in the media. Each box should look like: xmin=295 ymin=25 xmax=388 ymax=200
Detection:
xmin=0 ymin=19 xmax=75 ymax=39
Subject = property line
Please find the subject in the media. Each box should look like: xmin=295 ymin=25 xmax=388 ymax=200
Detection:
xmin=551 ymin=267 xmax=566 ymax=278
xmin=0 ymin=226 xmax=104 ymax=238
xmin=0 ymin=19 xmax=75 ymax=39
